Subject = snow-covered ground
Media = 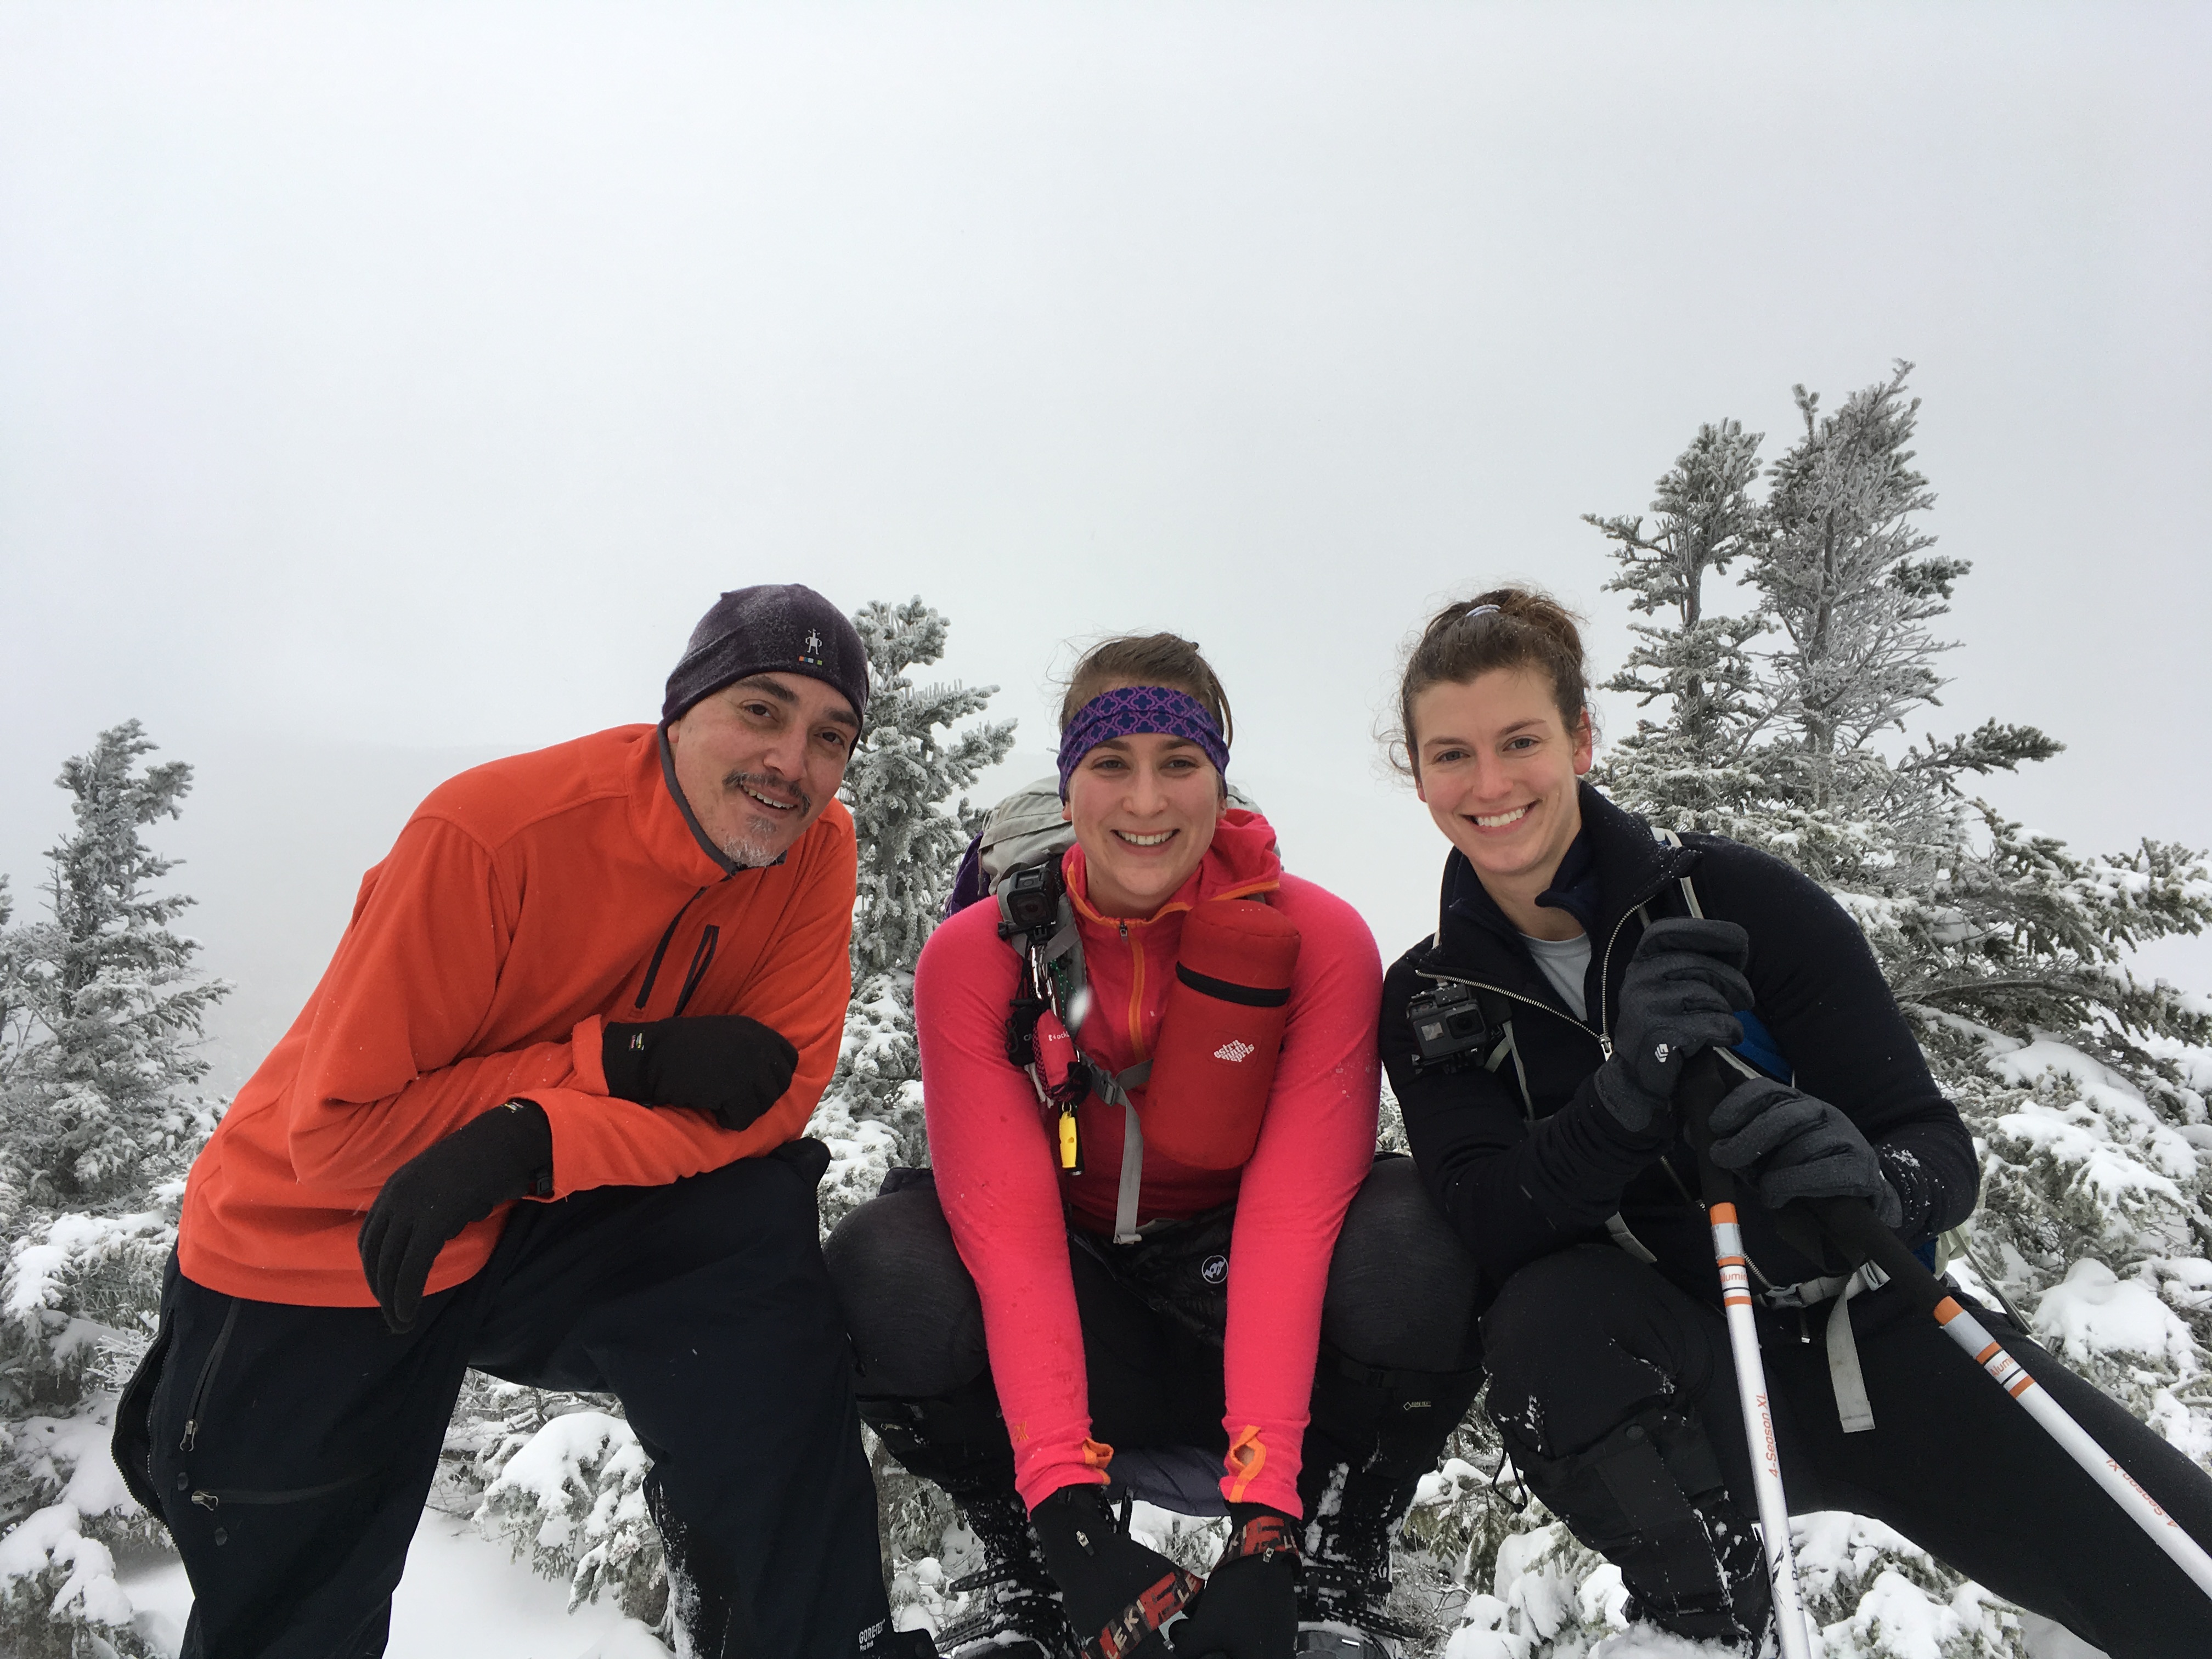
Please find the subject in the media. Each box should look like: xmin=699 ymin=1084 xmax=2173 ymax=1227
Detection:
xmin=106 ymin=1510 xmax=2115 ymax=1659
xmin=114 ymin=1508 xmax=668 ymax=1659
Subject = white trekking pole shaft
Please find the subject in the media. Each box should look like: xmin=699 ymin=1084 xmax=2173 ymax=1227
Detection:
xmin=1808 ymin=1192 xmax=2212 ymax=1598
xmin=1703 ymin=1176 xmax=1816 ymax=1659
xmin=1669 ymin=1049 xmax=1815 ymax=1657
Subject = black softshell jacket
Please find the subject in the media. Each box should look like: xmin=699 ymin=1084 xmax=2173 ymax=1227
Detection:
xmin=1381 ymin=785 xmax=1979 ymax=1314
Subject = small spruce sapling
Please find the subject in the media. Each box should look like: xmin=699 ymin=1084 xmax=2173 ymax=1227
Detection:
xmin=815 ymin=597 xmax=1014 ymax=1216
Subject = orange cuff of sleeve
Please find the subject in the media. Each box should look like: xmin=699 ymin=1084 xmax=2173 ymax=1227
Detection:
xmin=1080 ymin=1437 xmax=1115 ymax=1474
xmin=570 ymin=1014 xmax=608 ymax=1094
xmin=1224 ymin=1427 xmax=1266 ymax=1502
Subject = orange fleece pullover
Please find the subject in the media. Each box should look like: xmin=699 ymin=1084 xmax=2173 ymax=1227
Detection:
xmin=177 ymin=723 xmax=856 ymax=1306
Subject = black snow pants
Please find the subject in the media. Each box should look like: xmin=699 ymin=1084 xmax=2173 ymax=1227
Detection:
xmin=126 ymin=1144 xmax=898 ymax=1659
xmin=823 ymin=1155 xmax=1485 ymax=1528
xmin=1481 ymin=1243 xmax=2212 ymax=1659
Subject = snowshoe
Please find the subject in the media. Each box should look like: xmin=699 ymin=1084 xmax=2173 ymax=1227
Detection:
xmin=1293 ymin=1621 xmax=1398 ymax=1659
xmin=1294 ymin=1562 xmax=1423 ymax=1659
xmin=935 ymin=1492 xmax=1079 ymax=1659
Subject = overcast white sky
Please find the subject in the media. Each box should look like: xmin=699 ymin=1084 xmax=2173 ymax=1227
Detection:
xmin=3 ymin=1 xmax=2207 ymax=1087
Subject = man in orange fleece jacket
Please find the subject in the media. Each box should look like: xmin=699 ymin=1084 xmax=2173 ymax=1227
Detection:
xmin=114 ymin=585 xmax=929 ymax=1659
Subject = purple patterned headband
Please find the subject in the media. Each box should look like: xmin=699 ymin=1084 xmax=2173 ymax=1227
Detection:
xmin=1057 ymin=685 xmax=1231 ymax=798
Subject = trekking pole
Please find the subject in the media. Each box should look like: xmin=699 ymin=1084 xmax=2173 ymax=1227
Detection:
xmin=1678 ymin=1094 xmax=1818 ymax=1659
xmin=1684 ymin=1049 xmax=2212 ymax=1603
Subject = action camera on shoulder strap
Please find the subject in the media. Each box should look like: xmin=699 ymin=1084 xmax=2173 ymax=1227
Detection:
xmin=1407 ymin=979 xmax=1506 ymax=1075
xmin=997 ymin=863 xmax=1063 ymax=941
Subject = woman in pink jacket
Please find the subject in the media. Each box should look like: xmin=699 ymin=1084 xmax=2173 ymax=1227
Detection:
xmin=827 ymin=635 xmax=1483 ymax=1659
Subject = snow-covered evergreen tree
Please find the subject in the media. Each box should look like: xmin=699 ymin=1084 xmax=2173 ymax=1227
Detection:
xmin=811 ymin=597 xmax=1014 ymax=1224
xmin=1746 ymin=363 xmax=2057 ymax=896
xmin=3 ymin=722 xmax=229 ymax=1214
xmin=0 ymin=724 xmax=228 ymax=1659
xmin=1587 ymin=417 xmax=1770 ymax=833
xmin=0 ymin=878 xmax=31 ymax=1237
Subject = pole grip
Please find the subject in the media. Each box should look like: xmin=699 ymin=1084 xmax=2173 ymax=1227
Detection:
xmin=1808 ymin=1194 xmax=1951 ymax=1318
xmin=1674 ymin=1048 xmax=1739 ymax=1209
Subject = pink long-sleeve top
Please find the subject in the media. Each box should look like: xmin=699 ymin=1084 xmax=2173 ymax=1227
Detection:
xmin=913 ymin=809 xmax=1382 ymax=1517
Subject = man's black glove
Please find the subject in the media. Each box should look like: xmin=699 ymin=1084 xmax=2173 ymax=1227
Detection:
xmin=358 ymin=1101 xmax=552 ymax=1334
xmin=1167 ymin=1504 xmax=1298 ymax=1659
xmin=1031 ymin=1485 xmax=1199 ymax=1658
xmin=601 ymin=1014 xmax=798 ymax=1132
xmin=1708 ymin=1074 xmax=1904 ymax=1227
xmin=1595 ymin=918 xmax=1754 ymax=1136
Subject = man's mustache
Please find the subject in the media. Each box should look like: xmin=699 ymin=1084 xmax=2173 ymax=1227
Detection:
xmin=724 ymin=769 xmax=812 ymax=819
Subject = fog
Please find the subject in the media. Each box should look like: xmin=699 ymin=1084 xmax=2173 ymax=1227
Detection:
xmin=2 ymin=2 xmax=2205 ymax=1087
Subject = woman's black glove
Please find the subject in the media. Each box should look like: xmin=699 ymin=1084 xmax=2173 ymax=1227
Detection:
xmin=1167 ymin=1504 xmax=1298 ymax=1659
xmin=1708 ymin=1075 xmax=1904 ymax=1227
xmin=1595 ymin=918 xmax=1754 ymax=1135
xmin=358 ymin=1101 xmax=552 ymax=1334
xmin=1031 ymin=1485 xmax=1200 ymax=1658
xmin=601 ymin=1014 xmax=798 ymax=1131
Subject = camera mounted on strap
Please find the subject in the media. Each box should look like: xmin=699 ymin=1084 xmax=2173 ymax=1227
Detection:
xmin=996 ymin=861 xmax=1065 ymax=948
xmin=1406 ymin=978 xmax=1509 ymax=1076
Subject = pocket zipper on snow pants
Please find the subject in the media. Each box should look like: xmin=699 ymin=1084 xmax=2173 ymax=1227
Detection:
xmin=178 ymin=1297 xmax=239 ymax=1453
xmin=176 ymin=1296 xmax=373 ymax=1512
xmin=188 ymin=1472 xmax=376 ymax=1512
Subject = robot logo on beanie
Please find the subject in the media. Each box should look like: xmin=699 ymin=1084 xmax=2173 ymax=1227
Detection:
xmin=663 ymin=585 xmax=870 ymax=727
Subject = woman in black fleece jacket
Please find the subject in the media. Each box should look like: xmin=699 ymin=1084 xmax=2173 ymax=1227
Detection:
xmin=1381 ymin=589 xmax=2212 ymax=1657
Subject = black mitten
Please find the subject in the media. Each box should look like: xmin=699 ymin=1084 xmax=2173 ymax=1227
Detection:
xmin=601 ymin=1014 xmax=799 ymax=1131
xmin=358 ymin=1101 xmax=552 ymax=1333
xmin=1167 ymin=1504 xmax=1298 ymax=1659
xmin=1031 ymin=1485 xmax=1199 ymax=1658
xmin=1595 ymin=918 xmax=1753 ymax=1135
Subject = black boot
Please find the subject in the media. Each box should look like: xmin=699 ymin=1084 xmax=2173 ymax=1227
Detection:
xmin=862 ymin=1386 xmax=1078 ymax=1659
xmin=1617 ymin=1486 xmax=1770 ymax=1647
xmin=1295 ymin=1465 xmax=1428 ymax=1658
xmin=1497 ymin=1405 xmax=1771 ymax=1654
xmin=933 ymin=1487 xmax=1077 ymax=1659
xmin=1295 ymin=1353 xmax=1485 ymax=1657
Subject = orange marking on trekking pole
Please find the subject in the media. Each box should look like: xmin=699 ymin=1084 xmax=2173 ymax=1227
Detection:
xmin=1711 ymin=1203 xmax=1739 ymax=1226
xmin=1934 ymin=1296 xmax=1964 ymax=1323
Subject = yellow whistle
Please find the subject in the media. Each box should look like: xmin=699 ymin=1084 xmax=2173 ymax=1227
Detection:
xmin=1058 ymin=1111 xmax=1080 ymax=1171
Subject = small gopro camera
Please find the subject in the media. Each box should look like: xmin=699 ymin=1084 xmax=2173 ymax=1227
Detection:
xmin=1407 ymin=980 xmax=1500 ymax=1074
xmin=997 ymin=864 xmax=1062 ymax=940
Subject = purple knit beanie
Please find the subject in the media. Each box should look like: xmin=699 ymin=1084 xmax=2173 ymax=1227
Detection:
xmin=662 ymin=585 xmax=870 ymax=725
